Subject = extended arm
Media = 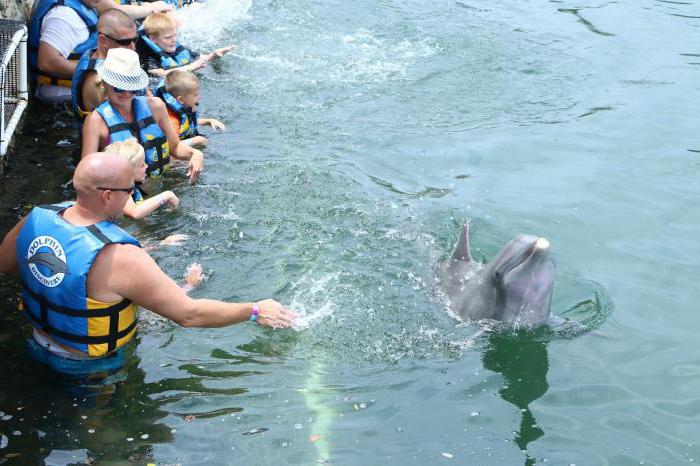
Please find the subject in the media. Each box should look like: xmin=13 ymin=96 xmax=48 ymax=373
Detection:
xmin=147 ymin=55 xmax=210 ymax=78
xmin=81 ymin=113 xmax=107 ymax=158
xmin=198 ymin=118 xmax=225 ymax=131
xmin=107 ymin=244 xmax=296 ymax=328
xmin=149 ymin=97 xmax=204 ymax=182
xmin=80 ymin=72 xmax=104 ymax=116
xmin=122 ymin=191 xmax=179 ymax=220
xmin=0 ymin=217 xmax=26 ymax=275
xmin=96 ymin=0 xmax=173 ymax=18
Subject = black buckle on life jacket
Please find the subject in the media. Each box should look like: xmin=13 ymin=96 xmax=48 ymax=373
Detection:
xmin=142 ymin=135 xmax=169 ymax=176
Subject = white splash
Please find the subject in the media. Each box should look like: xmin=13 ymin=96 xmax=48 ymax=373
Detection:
xmin=288 ymin=271 xmax=342 ymax=330
xmin=177 ymin=0 xmax=253 ymax=51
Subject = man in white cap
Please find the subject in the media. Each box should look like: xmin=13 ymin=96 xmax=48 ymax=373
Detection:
xmin=81 ymin=48 xmax=205 ymax=183
xmin=0 ymin=153 xmax=297 ymax=373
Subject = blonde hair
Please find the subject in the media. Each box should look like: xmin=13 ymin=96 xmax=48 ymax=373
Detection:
xmin=165 ymin=69 xmax=200 ymax=98
xmin=103 ymin=138 xmax=145 ymax=168
xmin=142 ymin=12 xmax=177 ymax=37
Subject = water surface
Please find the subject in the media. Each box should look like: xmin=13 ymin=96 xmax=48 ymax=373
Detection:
xmin=1 ymin=0 xmax=699 ymax=464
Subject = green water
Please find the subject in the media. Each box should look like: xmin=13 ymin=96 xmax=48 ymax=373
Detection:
xmin=1 ymin=0 xmax=699 ymax=464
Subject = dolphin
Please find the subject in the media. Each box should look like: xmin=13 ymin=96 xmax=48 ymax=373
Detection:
xmin=26 ymin=253 xmax=69 ymax=275
xmin=440 ymin=222 xmax=555 ymax=328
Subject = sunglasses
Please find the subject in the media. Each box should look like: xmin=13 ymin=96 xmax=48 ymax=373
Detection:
xmin=102 ymin=33 xmax=139 ymax=46
xmin=97 ymin=185 xmax=135 ymax=195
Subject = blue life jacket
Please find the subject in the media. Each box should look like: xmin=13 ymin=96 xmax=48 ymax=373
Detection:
xmin=16 ymin=203 xmax=141 ymax=357
xmin=95 ymin=96 xmax=171 ymax=178
xmin=132 ymin=185 xmax=145 ymax=204
xmin=155 ymin=83 xmax=199 ymax=139
xmin=28 ymin=0 xmax=98 ymax=88
xmin=140 ymin=34 xmax=194 ymax=70
xmin=70 ymin=48 xmax=101 ymax=121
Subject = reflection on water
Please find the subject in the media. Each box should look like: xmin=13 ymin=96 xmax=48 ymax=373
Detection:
xmin=0 ymin=319 xmax=173 ymax=464
xmin=482 ymin=331 xmax=549 ymax=466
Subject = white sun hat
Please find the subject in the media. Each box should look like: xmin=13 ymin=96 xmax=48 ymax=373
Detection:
xmin=95 ymin=48 xmax=149 ymax=91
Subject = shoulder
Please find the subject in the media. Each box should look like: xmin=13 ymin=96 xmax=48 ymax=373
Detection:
xmin=85 ymin=108 xmax=105 ymax=124
xmin=91 ymin=242 xmax=151 ymax=288
xmin=147 ymin=96 xmax=167 ymax=113
xmin=81 ymin=68 xmax=98 ymax=84
xmin=43 ymin=5 xmax=83 ymax=25
xmin=83 ymin=109 xmax=108 ymax=134
xmin=94 ymin=242 xmax=146 ymax=270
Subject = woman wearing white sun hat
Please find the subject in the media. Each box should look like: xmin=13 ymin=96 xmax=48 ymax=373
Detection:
xmin=81 ymin=47 xmax=204 ymax=183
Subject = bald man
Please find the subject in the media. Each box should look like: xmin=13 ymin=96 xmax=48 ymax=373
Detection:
xmin=71 ymin=9 xmax=140 ymax=122
xmin=0 ymin=153 xmax=296 ymax=371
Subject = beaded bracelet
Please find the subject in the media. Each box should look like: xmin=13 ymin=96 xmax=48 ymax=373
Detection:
xmin=249 ymin=303 xmax=259 ymax=322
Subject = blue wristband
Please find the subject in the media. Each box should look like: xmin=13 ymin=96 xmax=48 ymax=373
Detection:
xmin=249 ymin=303 xmax=259 ymax=322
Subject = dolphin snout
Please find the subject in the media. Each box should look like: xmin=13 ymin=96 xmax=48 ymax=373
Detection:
xmin=534 ymin=238 xmax=549 ymax=250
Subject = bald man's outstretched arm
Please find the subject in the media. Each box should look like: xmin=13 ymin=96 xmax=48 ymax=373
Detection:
xmin=94 ymin=243 xmax=297 ymax=329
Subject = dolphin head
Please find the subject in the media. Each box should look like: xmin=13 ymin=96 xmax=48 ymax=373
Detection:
xmin=485 ymin=234 xmax=555 ymax=327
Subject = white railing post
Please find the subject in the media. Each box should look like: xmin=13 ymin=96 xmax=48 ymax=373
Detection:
xmin=0 ymin=22 xmax=29 ymax=160
xmin=18 ymin=26 xmax=28 ymax=101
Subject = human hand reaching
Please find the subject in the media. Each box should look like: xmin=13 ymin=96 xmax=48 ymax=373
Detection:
xmin=254 ymin=299 xmax=298 ymax=328
xmin=213 ymin=45 xmax=236 ymax=58
xmin=159 ymin=190 xmax=179 ymax=210
xmin=182 ymin=263 xmax=204 ymax=292
xmin=159 ymin=234 xmax=189 ymax=247
xmin=208 ymin=119 xmax=226 ymax=131
xmin=187 ymin=149 xmax=204 ymax=183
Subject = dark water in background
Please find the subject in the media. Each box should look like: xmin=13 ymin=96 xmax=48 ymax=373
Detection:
xmin=1 ymin=0 xmax=700 ymax=464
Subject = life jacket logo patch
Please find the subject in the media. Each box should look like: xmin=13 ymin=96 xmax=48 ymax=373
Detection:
xmin=26 ymin=235 xmax=69 ymax=288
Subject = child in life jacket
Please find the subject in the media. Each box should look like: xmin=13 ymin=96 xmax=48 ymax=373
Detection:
xmin=103 ymin=138 xmax=180 ymax=219
xmin=156 ymin=69 xmax=225 ymax=147
xmin=137 ymin=12 xmax=235 ymax=78
xmin=103 ymin=137 xmax=204 ymax=288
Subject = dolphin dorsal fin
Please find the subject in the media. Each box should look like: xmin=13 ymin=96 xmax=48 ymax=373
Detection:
xmin=451 ymin=222 xmax=474 ymax=263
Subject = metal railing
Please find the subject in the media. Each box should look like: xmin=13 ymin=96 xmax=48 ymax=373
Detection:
xmin=0 ymin=20 xmax=28 ymax=162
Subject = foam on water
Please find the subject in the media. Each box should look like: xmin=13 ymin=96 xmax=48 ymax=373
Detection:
xmin=176 ymin=0 xmax=252 ymax=50
xmin=288 ymin=271 xmax=342 ymax=329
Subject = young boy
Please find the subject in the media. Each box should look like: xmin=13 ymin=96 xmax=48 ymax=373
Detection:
xmin=156 ymin=69 xmax=225 ymax=147
xmin=137 ymin=12 xmax=235 ymax=78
